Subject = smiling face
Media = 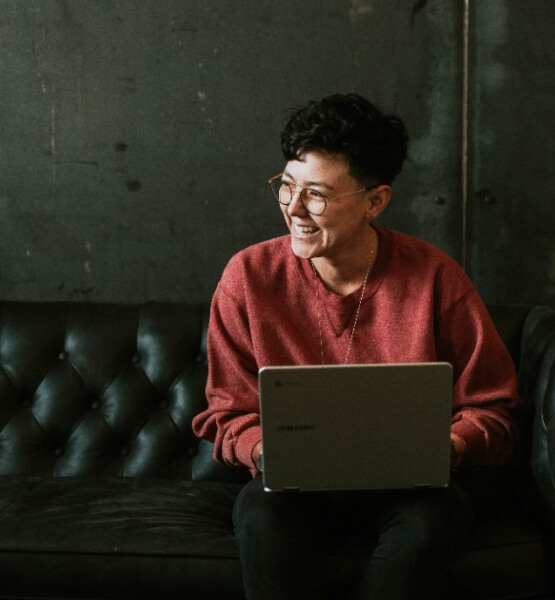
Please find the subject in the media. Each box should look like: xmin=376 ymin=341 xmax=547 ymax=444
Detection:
xmin=280 ymin=151 xmax=387 ymax=266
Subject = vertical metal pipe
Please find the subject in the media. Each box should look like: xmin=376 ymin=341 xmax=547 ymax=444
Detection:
xmin=462 ymin=0 xmax=470 ymax=271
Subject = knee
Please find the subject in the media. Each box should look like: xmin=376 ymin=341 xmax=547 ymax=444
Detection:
xmin=377 ymin=488 xmax=473 ymax=556
xmin=233 ymin=477 xmax=266 ymax=533
xmin=233 ymin=477 xmax=295 ymax=541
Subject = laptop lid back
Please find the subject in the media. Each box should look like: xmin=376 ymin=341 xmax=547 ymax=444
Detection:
xmin=259 ymin=363 xmax=452 ymax=492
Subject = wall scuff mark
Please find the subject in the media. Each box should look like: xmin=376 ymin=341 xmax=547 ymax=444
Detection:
xmin=349 ymin=0 xmax=374 ymax=21
xmin=411 ymin=0 xmax=427 ymax=25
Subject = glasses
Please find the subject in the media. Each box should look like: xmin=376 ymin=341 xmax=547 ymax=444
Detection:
xmin=268 ymin=173 xmax=376 ymax=216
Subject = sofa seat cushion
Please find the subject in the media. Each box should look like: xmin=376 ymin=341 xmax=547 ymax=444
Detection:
xmin=0 ymin=476 xmax=246 ymax=599
xmin=446 ymin=511 xmax=551 ymax=599
xmin=0 ymin=475 xmax=551 ymax=600
xmin=0 ymin=475 xmax=242 ymax=557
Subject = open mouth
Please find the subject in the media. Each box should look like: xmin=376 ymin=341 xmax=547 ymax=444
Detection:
xmin=293 ymin=224 xmax=320 ymax=236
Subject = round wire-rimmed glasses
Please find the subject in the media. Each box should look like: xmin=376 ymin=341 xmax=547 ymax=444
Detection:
xmin=268 ymin=173 xmax=377 ymax=216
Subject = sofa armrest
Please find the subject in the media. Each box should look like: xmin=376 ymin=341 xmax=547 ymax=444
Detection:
xmin=519 ymin=305 xmax=555 ymax=542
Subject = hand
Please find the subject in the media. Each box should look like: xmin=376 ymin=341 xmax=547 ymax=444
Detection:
xmin=450 ymin=433 xmax=466 ymax=469
xmin=253 ymin=441 xmax=263 ymax=472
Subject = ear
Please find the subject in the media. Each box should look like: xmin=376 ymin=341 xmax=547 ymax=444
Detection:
xmin=365 ymin=185 xmax=392 ymax=221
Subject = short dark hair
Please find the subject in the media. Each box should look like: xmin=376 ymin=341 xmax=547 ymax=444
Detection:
xmin=281 ymin=93 xmax=408 ymax=186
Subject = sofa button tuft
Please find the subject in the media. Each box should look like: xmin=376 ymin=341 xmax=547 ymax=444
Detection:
xmin=131 ymin=354 xmax=141 ymax=364
xmin=58 ymin=351 xmax=68 ymax=360
xmin=120 ymin=446 xmax=129 ymax=456
xmin=53 ymin=447 xmax=64 ymax=457
xmin=91 ymin=401 xmax=101 ymax=410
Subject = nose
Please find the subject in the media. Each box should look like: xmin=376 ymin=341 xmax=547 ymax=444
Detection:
xmin=287 ymin=189 xmax=308 ymax=217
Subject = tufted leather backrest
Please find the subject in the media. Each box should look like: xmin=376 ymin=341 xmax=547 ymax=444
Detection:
xmin=519 ymin=305 xmax=555 ymax=541
xmin=1 ymin=301 xmax=548 ymax=491
xmin=0 ymin=302 xmax=248 ymax=484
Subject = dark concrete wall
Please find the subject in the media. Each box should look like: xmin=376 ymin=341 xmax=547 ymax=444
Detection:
xmin=468 ymin=1 xmax=555 ymax=306
xmin=0 ymin=1 xmax=552 ymax=306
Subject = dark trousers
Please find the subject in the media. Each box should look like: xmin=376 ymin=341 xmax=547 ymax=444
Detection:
xmin=233 ymin=475 xmax=473 ymax=600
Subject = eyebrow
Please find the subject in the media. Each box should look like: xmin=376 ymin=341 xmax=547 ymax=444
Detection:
xmin=282 ymin=171 xmax=336 ymax=191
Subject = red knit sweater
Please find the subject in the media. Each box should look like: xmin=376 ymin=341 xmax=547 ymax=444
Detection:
xmin=192 ymin=227 xmax=521 ymax=476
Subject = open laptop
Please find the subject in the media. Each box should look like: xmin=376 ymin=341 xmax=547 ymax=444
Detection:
xmin=259 ymin=363 xmax=453 ymax=492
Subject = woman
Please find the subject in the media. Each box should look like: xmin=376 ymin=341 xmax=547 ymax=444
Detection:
xmin=193 ymin=94 xmax=521 ymax=599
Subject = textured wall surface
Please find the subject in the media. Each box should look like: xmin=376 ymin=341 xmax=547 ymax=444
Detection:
xmin=0 ymin=1 xmax=553 ymax=306
xmin=0 ymin=0 xmax=462 ymax=302
xmin=467 ymin=1 xmax=555 ymax=306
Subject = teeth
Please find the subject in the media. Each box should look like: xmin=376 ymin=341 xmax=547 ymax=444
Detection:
xmin=295 ymin=224 xmax=319 ymax=234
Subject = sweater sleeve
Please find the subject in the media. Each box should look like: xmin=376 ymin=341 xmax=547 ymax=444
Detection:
xmin=438 ymin=289 xmax=522 ymax=468
xmin=192 ymin=266 xmax=262 ymax=477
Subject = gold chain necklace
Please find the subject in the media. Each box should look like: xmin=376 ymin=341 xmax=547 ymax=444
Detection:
xmin=310 ymin=231 xmax=377 ymax=364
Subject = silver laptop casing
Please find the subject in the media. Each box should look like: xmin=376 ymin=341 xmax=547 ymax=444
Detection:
xmin=259 ymin=363 xmax=452 ymax=492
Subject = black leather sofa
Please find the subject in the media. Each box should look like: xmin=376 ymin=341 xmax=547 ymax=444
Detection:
xmin=0 ymin=301 xmax=553 ymax=600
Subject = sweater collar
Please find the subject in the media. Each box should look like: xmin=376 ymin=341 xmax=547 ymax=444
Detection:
xmin=295 ymin=226 xmax=388 ymax=335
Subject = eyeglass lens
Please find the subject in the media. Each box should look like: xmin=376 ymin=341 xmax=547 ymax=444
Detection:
xmin=271 ymin=180 xmax=326 ymax=215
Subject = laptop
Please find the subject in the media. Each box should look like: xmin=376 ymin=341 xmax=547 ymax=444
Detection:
xmin=259 ymin=363 xmax=453 ymax=492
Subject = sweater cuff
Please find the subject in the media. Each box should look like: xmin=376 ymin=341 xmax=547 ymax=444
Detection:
xmin=450 ymin=419 xmax=486 ymax=468
xmin=236 ymin=425 xmax=262 ymax=476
